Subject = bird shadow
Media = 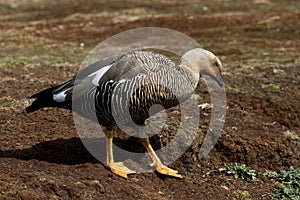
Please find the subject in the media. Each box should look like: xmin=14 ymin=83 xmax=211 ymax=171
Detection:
xmin=0 ymin=135 xmax=161 ymax=165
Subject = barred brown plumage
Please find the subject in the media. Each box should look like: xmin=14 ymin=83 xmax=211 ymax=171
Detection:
xmin=26 ymin=48 xmax=223 ymax=178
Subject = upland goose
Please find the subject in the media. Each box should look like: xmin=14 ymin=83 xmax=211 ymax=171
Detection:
xmin=26 ymin=48 xmax=223 ymax=178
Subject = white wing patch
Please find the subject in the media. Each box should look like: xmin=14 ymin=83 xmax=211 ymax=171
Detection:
xmin=88 ymin=64 xmax=113 ymax=86
xmin=53 ymin=90 xmax=68 ymax=102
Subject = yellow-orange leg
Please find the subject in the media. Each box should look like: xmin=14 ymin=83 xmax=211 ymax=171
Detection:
xmin=104 ymin=129 xmax=135 ymax=178
xmin=140 ymin=138 xmax=183 ymax=178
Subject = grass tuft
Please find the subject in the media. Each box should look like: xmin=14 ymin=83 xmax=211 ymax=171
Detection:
xmin=223 ymin=83 xmax=230 ymax=89
xmin=262 ymin=83 xmax=279 ymax=90
xmin=219 ymin=163 xmax=258 ymax=180
xmin=0 ymin=59 xmax=27 ymax=68
xmin=266 ymin=166 xmax=300 ymax=200
xmin=2 ymin=101 xmax=15 ymax=107
xmin=283 ymin=131 xmax=300 ymax=147
xmin=264 ymin=170 xmax=279 ymax=180
xmin=234 ymin=189 xmax=252 ymax=199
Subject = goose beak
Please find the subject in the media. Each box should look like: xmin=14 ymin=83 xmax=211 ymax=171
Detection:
xmin=215 ymin=74 xmax=224 ymax=88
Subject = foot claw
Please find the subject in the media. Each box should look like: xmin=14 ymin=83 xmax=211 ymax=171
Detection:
xmin=108 ymin=162 xmax=136 ymax=178
xmin=157 ymin=165 xmax=183 ymax=178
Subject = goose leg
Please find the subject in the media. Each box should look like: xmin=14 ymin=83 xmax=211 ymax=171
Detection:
xmin=104 ymin=129 xmax=135 ymax=178
xmin=140 ymin=138 xmax=183 ymax=178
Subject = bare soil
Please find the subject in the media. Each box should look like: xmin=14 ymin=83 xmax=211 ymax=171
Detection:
xmin=0 ymin=0 xmax=299 ymax=199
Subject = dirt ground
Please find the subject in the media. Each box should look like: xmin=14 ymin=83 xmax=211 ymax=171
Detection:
xmin=0 ymin=0 xmax=299 ymax=199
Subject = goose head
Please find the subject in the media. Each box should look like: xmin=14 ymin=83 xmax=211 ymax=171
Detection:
xmin=180 ymin=48 xmax=223 ymax=88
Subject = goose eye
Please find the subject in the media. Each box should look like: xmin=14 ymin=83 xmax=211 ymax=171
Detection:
xmin=212 ymin=60 xmax=218 ymax=68
xmin=212 ymin=57 xmax=222 ymax=71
